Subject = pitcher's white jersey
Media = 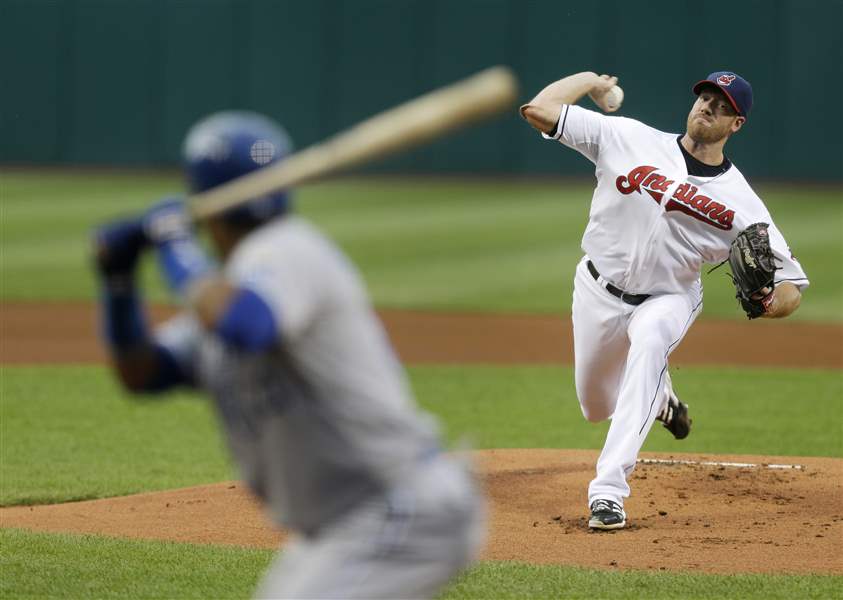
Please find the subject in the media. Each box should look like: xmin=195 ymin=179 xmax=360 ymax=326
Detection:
xmin=544 ymin=104 xmax=809 ymax=294
xmin=532 ymin=101 xmax=810 ymax=522
xmin=156 ymin=216 xmax=441 ymax=535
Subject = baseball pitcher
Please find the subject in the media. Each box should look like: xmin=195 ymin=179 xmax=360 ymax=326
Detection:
xmin=93 ymin=112 xmax=485 ymax=597
xmin=520 ymin=71 xmax=809 ymax=529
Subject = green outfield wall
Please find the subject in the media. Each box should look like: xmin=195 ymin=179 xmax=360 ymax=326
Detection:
xmin=2 ymin=0 xmax=841 ymax=179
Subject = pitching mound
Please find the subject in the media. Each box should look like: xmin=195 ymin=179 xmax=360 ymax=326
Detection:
xmin=2 ymin=449 xmax=840 ymax=575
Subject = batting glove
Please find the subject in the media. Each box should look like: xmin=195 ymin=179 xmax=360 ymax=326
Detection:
xmin=143 ymin=198 xmax=214 ymax=296
xmin=93 ymin=217 xmax=149 ymax=279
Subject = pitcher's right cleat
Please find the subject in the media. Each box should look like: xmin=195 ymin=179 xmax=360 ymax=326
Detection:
xmin=588 ymin=499 xmax=626 ymax=530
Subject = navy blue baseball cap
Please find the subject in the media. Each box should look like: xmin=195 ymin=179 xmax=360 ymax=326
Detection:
xmin=692 ymin=71 xmax=753 ymax=117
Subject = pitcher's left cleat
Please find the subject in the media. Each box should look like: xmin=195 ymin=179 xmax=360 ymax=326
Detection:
xmin=657 ymin=373 xmax=692 ymax=440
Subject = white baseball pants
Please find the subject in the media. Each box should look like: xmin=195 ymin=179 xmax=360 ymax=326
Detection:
xmin=572 ymin=256 xmax=702 ymax=507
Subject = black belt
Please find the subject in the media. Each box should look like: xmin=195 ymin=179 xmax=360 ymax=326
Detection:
xmin=587 ymin=261 xmax=651 ymax=306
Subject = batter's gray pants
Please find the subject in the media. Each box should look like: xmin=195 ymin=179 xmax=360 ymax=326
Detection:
xmin=254 ymin=454 xmax=485 ymax=599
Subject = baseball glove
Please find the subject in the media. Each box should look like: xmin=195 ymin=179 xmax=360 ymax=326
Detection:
xmin=728 ymin=222 xmax=778 ymax=319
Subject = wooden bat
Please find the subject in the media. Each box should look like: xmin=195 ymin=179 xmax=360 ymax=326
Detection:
xmin=189 ymin=66 xmax=519 ymax=220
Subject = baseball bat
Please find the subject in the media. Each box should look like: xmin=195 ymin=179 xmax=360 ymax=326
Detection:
xmin=189 ymin=66 xmax=519 ymax=220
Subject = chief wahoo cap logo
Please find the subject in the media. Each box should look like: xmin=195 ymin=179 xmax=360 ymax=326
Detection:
xmin=717 ymin=74 xmax=737 ymax=86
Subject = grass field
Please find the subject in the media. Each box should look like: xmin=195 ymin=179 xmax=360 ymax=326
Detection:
xmin=3 ymin=529 xmax=840 ymax=600
xmin=2 ymin=171 xmax=841 ymax=320
xmin=3 ymin=365 xmax=841 ymax=507
xmin=1 ymin=171 xmax=842 ymax=599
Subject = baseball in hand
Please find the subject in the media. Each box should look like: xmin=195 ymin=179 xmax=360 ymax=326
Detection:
xmin=605 ymin=85 xmax=624 ymax=111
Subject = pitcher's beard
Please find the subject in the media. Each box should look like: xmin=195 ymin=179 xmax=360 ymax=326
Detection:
xmin=687 ymin=118 xmax=729 ymax=144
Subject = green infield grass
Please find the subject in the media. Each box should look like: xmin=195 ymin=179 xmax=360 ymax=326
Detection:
xmin=2 ymin=171 xmax=840 ymax=320
xmin=0 ymin=529 xmax=271 ymax=600
xmin=444 ymin=561 xmax=843 ymax=600
xmin=2 ymin=365 xmax=840 ymax=506
xmin=2 ymin=529 xmax=840 ymax=600
xmin=0 ymin=365 xmax=233 ymax=506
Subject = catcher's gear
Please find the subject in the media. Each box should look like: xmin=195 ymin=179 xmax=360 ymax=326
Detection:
xmin=728 ymin=222 xmax=778 ymax=319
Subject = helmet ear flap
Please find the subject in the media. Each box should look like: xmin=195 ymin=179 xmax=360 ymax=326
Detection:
xmin=221 ymin=191 xmax=291 ymax=228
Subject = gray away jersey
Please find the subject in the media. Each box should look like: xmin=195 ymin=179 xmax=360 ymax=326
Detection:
xmin=157 ymin=216 xmax=440 ymax=535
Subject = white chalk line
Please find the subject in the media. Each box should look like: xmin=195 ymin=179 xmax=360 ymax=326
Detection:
xmin=637 ymin=458 xmax=805 ymax=470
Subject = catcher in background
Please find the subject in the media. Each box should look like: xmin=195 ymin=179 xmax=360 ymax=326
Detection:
xmin=520 ymin=71 xmax=809 ymax=530
xmin=92 ymin=112 xmax=484 ymax=598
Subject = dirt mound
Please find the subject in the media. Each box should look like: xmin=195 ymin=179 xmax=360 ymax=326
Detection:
xmin=3 ymin=449 xmax=841 ymax=575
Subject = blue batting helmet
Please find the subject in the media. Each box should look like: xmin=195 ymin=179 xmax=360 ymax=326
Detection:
xmin=182 ymin=111 xmax=293 ymax=225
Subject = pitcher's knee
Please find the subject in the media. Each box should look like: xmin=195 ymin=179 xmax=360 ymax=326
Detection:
xmin=583 ymin=406 xmax=613 ymax=423
xmin=577 ymin=391 xmax=614 ymax=423
xmin=629 ymin=337 xmax=668 ymax=361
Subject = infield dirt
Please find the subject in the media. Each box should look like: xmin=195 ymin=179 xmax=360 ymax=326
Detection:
xmin=2 ymin=302 xmax=841 ymax=368
xmin=1 ymin=302 xmax=841 ymax=575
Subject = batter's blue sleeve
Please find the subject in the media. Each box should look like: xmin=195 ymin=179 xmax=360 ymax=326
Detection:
xmin=99 ymin=284 xmax=194 ymax=392
xmin=215 ymin=287 xmax=279 ymax=352
xmin=100 ymin=284 xmax=147 ymax=351
xmin=144 ymin=199 xmax=214 ymax=296
xmin=155 ymin=238 xmax=214 ymax=295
